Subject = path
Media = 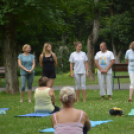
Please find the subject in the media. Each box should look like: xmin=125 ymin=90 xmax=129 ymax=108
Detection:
xmin=0 ymin=83 xmax=129 ymax=92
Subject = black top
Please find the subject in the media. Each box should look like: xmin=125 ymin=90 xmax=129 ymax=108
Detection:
xmin=43 ymin=54 xmax=55 ymax=71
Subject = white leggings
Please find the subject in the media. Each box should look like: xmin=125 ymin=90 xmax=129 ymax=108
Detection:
xmin=74 ymin=73 xmax=86 ymax=90
xmin=129 ymin=73 xmax=134 ymax=89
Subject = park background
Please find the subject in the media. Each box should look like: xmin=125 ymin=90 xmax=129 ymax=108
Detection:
xmin=0 ymin=0 xmax=134 ymax=93
xmin=0 ymin=0 xmax=134 ymax=134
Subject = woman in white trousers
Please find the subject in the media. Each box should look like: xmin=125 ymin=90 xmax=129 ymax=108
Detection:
xmin=125 ymin=41 xmax=134 ymax=102
xmin=69 ymin=42 xmax=88 ymax=102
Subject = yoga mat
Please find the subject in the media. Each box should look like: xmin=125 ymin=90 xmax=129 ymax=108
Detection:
xmin=39 ymin=128 xmax=55 ymax=133
xmin=0 ymin=110 xmax=6 ymax=114
xmin=14 ymin=113 xmax=52 ymax=117
xmin=128 ymin=109 xmax=134 ymax=115
xmin=0 ymin=108 xmax=10 ymax=111
xmin=39 ymin=120 xmax=113 ymax=132
xmin=90 ymin=120 xmax=113 ymax=127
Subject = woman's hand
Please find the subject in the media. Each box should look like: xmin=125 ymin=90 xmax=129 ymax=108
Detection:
xmin=26 ymin=70 xmax=32 ymax=74
xmin=70 ymin=72 xmax=74 ymax=77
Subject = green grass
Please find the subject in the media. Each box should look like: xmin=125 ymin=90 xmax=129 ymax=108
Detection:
xmin=0 ymin=71 xmax=130 ymax=87
xmin=0 ymin=89 xmax=134 ymax=134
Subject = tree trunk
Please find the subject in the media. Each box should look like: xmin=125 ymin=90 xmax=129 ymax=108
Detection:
xmin=3 ymin=13 xmax=19 ymax=94
xmin=87 ymin=0 xmax=100 ymax=81
xmin=112 ymin=39 xmax=123 ymax=63
xmin=114 ymin=54 xmax=122 ymax=63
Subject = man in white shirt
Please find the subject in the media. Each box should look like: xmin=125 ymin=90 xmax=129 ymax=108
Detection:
xmin=95 ymin=42 xmax=115 ymax=100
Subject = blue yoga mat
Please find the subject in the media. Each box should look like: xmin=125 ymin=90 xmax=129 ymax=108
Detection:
xmin=39 ymin=128 xmax=55 ymax=133
xmin=39 ymin=120 xmax=113 ymax=132
xmin=0 ymin=108 xmax=10 ymax=111
xmin=14 ymin=113 xmax=52 ymax=117
xmin=90 ymin=120 xmax=113 ymax=127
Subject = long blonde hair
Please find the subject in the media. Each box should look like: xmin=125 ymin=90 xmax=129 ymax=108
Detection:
xmin=42 ymin=43 xmax=53 ymax=56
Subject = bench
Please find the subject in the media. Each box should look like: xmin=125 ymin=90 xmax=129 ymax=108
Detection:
xmin=0 ymin=67 xmax=6 ymax=87
xmin=112 ymin=63 xmax=129 ymax=90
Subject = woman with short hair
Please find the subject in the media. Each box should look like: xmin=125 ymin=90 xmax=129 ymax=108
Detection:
xmin=18 ymin=44 xmax=35 ymax=102
xmin=51 ymin=86 xmax=91 ymax=134
xmin=34 ymin=77 xmax=60 ymax=113
xmin=39 ymin=43 xmax=57 ymax=88
xmin=125 ymin=41 xmax=134 ymax=102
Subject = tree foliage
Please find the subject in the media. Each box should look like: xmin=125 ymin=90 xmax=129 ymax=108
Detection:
xmin=0 ymin=0 xmax=134 ymax=94
xmin=100 ymin=0 xmax=134 ymax=49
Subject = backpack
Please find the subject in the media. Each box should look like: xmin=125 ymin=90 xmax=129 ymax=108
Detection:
xmin=109 ymin=108 xmax=123 ymax=116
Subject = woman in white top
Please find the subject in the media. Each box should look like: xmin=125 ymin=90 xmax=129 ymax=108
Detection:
xmin=69 ymin=42 xmax=88 ymax=102
xmin=125 ymin=41 xmax=134 ymax=102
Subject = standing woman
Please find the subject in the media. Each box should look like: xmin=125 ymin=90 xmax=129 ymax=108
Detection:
xmin=69 ymin=42 xmax=88 ymax=102
xmin=125 ymin=41 xmax=134 ymax=102
xmin=18 ymin=44 xmax=35 ymax=102
xmin=39 ymin=43 xmax=57 ymax=88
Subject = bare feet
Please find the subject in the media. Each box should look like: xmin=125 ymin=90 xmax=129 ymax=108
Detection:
xmin=109 ymin=97 xmax=112 ymax=100
xmin=28 ymin=100 xmax=31 ymax=103
xmin=20 ymin=100 xmax=23 ymax=102
xmin=100 ymin=96 xmax=105 ymax=101
xmin=108 ymin=95 xmax=112 ymax=100
xmin=128 ymin=98 xmax=132 ymax=102
xmin=83 ymin=100 xmax=86 ymax=102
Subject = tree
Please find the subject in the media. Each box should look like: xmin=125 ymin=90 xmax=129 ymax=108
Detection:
xmin=87 ymin=0 xmax=100 ymax=81
xmin=100 ymin=0 xmax=134 ymax=63
xmin=0 ymin=0 xmax=66 ymax=94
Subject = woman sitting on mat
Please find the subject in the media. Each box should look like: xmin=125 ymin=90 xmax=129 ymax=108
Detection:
xmin=34 ymin=77 xmax=60 ymax=114
xmin=51 ymin=86 xmax=91 ymax=134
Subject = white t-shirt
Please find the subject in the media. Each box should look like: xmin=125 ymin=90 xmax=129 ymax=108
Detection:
xmin=69 ymin=51 xmax=88 ymax=74
xmin=125 ymin=49 xmax=134 ymax=73
xmin=95 ymin=50 xmax=115 ymax=74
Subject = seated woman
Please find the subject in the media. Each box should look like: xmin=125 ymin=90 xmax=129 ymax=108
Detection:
xmin=51 ymin=86 xmax=91 ymax=134
xmin=34 ymin=77 xmax=60 ymax=114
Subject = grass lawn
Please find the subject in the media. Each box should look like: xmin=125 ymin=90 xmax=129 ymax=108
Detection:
xmin=0 ymin=89 xmax=134 ymax=134
xmin=0 ymin=71 xmax=130 ymax=87
xmin=32 ymin=72 xmax=130 ymax=87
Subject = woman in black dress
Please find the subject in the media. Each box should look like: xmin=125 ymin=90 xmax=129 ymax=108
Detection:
xmin=39 ymin=43 xmax=57 ymax=88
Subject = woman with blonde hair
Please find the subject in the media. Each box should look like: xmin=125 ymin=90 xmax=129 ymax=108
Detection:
xmin=18 ymin=44 xmax=35 ymax=102
xmin=39 ymin=43 xmax=57 ymax=88
xmin=125 ymin=41 xmax=134 ymax=102
xmin=51 ymin=86 xmax=91 ymax=134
